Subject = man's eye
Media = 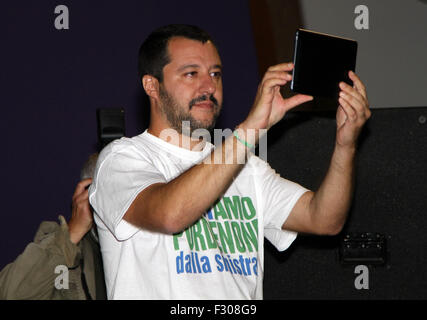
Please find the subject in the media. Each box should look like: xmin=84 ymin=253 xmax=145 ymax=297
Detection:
xmin=211 ymin=71 xmax=222 ymax=78
xmin=185 ymin=71 xmax=197 ymax=78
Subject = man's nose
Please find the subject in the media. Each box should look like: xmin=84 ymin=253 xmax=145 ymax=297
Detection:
xmin=199 ymin=74 xmax=216 ymax=96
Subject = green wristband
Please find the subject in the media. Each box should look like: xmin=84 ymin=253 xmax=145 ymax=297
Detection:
xmin=233 ymin=130 xmax=256 ymax=149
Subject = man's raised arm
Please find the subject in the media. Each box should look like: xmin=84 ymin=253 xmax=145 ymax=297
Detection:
xmin=123 ymin=63 xmax=313 ymax=234
xmin=283 ymin=71 xmax=370 ymax=235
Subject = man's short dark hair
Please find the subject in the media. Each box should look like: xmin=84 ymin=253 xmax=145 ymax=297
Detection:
xmin=138 ymin=24 xmax=216 ymax=82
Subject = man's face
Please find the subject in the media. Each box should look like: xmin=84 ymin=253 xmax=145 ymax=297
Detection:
xmin=159 ymin=37 xmax=223 ymax=135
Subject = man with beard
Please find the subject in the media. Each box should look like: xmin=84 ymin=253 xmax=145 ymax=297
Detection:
xmin=89 ymin=24 xmax=370 ymax=299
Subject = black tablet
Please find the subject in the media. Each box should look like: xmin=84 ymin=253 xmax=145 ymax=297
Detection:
xmin=290 ymin=29 xmax=358 ymax=99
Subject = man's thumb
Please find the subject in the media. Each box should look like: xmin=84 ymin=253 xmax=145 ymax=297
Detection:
xmin=283 ymin=94 xmax=313 ymax=112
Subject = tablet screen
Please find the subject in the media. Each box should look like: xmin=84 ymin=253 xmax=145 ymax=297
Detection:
xmin=291 ymin=29 xmax=358 ymax=99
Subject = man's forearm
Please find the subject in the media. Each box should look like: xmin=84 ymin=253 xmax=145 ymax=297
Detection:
xmin=125 ymin=129 xmax=252 ymax=234
xmin=309 ymin=144 xmax=356 ymax=235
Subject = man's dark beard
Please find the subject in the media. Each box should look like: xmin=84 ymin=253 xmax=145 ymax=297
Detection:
xmin=159 ymin=86 xmax=221 ymax=136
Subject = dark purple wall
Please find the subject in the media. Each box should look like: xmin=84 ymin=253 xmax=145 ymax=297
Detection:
xmin=0 ymin=0 xmax=259 ymax=268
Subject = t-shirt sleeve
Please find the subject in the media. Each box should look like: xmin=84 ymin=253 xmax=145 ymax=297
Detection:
xmin=254 ymin=157 xmax=310 ymax=251
xmin=89 ymin=145 xmax=167 ymax=241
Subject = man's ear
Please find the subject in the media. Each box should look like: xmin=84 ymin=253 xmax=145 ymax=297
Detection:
xmin=142 ymin=75 xmax=160 ymax=99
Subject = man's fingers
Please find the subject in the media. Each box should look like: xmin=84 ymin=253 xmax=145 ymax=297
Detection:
xmin=338 ymin=96 xmax=360 ymax=123
xmin=262 ymin=70 xmax=292 ymax=83
xmin=267 ymin=62 xmax=294 ymax=73
xmin=72 ymin=178 xmax=92 ymax=198
xmin=75 ymin=189 xmax=90 ymax=201
xmin=338 ymin=90 xmax=366 ymax=117
xmin=339 ymin=81 xmax=369 ymax=117
xmin=348 ymin=71 xmax=367 ymax=100
xmin=339 ymin=81 xmax=366 ymax=105
xmin=72 ymin=189 xmax=90 ymax=211
xmin=258 ymin=62 xmax=294 ymax=96
xmin=261 ymin=77 xmax=289 ymax=94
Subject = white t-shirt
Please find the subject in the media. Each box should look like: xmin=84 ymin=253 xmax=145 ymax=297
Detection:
xmin=89 ymin=130 xmax=309 ymax=300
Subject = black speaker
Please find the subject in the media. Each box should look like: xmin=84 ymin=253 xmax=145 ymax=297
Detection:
xmin=263 ymin=107 xmax=427 ymax=299
xmin=96 ymin=108 xmax=125 ymax=150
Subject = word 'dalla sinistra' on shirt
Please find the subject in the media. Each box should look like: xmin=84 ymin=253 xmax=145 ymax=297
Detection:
xmin=172 ymin=195 xmax=259 ymax=277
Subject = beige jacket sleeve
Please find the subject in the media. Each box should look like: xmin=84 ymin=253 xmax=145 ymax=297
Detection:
xmin=0 ymin=216 xmax=82 ymax=300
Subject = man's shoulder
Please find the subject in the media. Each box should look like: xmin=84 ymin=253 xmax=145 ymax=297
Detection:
xmin=98 ymin=132 xmax=152 ymax=160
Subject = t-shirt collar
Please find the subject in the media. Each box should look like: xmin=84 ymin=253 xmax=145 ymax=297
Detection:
xmin=141 ymin=129 xmax=215 ymax=161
